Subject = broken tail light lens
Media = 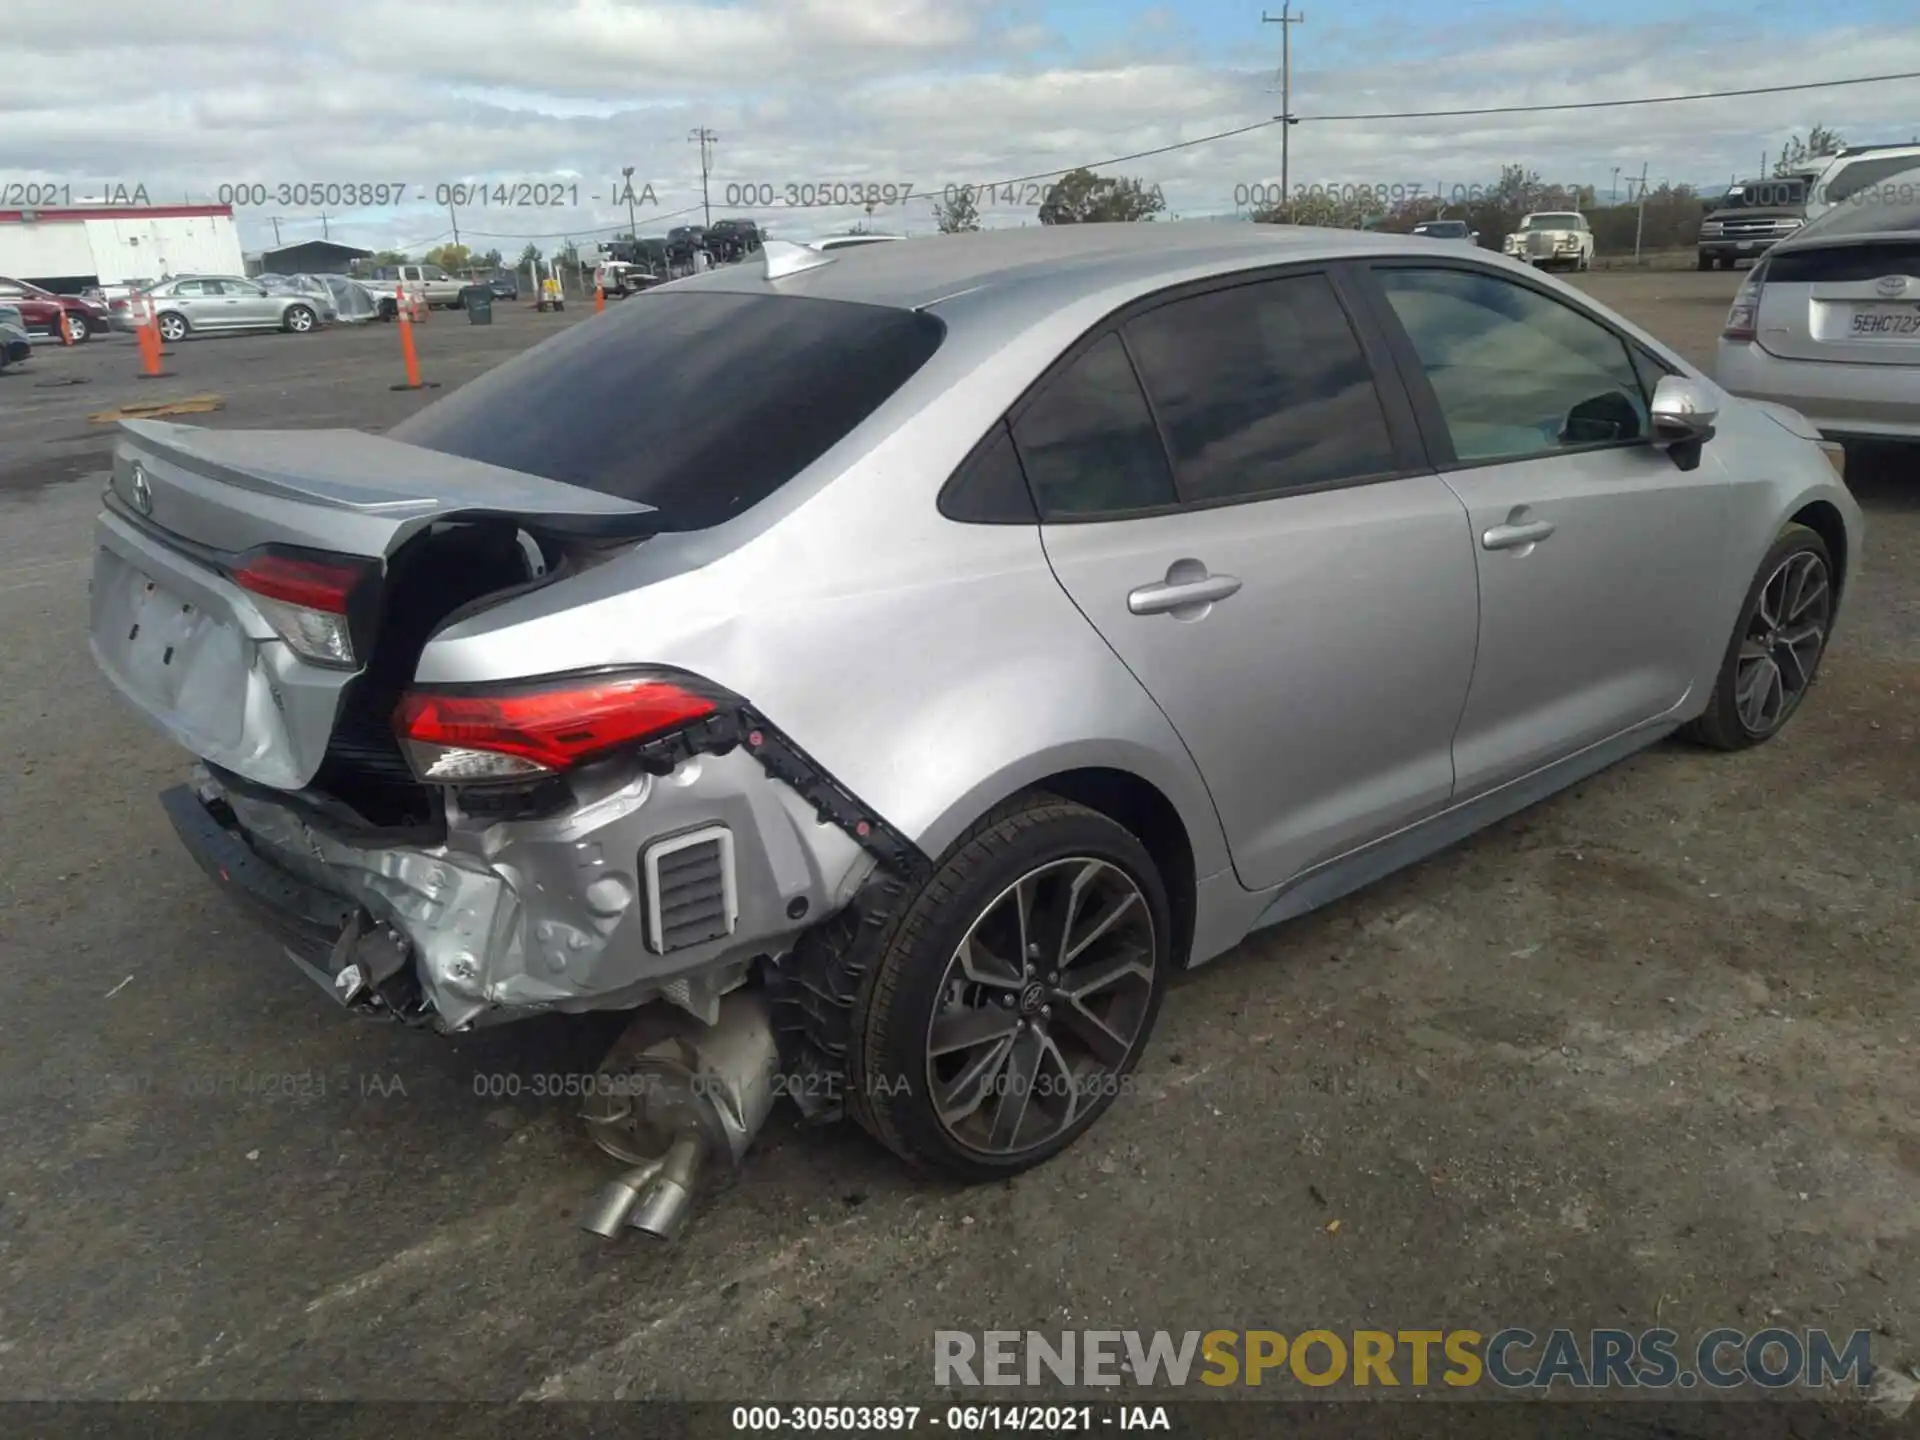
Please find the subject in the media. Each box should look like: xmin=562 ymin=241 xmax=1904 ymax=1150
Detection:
xmin=1722 ymin=262 xmax=1767 ymax=342
xmin=393 ymin=670 xmax=723 ymax=783
xmin=229 ymin=549 xmax=375 ymax=668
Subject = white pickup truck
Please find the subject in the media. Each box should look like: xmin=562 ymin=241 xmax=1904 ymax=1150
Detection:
xmin=358 ymin=263 xmax=468 ymax=317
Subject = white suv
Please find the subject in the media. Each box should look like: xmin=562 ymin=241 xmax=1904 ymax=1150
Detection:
xmin=1803 ymin=145 xmax=1920 ymax=224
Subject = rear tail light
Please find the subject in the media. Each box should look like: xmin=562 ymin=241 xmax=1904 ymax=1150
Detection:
xmin=1722 ymin=262 xmax=1767 ymax=342
xmin=229 ymin=549 xmax=373 ymax=668
xmin=393 ymin=670 xmax=724 ymax=783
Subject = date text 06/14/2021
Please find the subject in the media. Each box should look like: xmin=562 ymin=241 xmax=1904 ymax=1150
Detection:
xmin=728 ymin=1405 xmax=1171 ymax=1431
xmin=205 ymin=180 xmax=661 ymax=208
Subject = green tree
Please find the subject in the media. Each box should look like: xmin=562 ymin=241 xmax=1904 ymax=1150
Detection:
xmin=423 ymin=242 xmax=473 ymax=272
xmin=368 ymin=248 xmax=410 ymax=267
xmin=1037 ymin=168 xmax=1167 ymax=224
xmin=932 ymin=187 xmax=981 ymax=232
xmin=1250 ymin=188 xmax=1369 ymax=228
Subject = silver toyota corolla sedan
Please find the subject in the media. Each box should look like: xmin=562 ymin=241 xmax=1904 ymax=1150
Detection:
xmin=1716 ymin=163 xmax=1920 ymax=442
xmin=87 ymin=223 xmax=1862 ymax=1239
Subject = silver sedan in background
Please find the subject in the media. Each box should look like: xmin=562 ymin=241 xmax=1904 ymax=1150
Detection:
xmin=145 ymin=275 xmax=329 ymax=342
xmin=87 ymin=225 xmax=1861 ymax=1238
xmin=1717 ymin=163 xmax=1920 ymax=443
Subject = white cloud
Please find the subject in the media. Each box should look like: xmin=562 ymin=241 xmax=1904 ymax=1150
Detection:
xmin=4 ymin=0 xmax=1917 ymax=252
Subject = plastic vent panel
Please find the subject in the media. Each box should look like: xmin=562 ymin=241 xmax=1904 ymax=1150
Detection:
xmin=642 ymin=825 xmax=738 ymax=954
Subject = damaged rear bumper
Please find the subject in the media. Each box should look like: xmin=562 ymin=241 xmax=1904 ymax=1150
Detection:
xmin=161 ymin=740 xmax=884 ymax=1032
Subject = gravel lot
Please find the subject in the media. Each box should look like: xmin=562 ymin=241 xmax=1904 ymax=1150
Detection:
xmin=0 ymin=274 xmax=1914 ymax=1413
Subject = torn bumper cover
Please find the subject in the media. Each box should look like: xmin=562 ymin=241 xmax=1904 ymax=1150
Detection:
xmin=160 ymin=739 xmax=884 ymax=1032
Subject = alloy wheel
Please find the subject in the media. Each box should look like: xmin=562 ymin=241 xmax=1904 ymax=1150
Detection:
xmin=1736 ymin=549 xmax=1830 ymax=736
xmin=924 ymin=857 xmax=1156 ymax=1157
xmin=159 ymin=315 xmax=186 ymax=342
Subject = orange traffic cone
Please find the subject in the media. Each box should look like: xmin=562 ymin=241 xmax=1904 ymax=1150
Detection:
xmin=389 ymin=286 xmax=438 ymax=392
xmin=595 ymin=284 xmax=605 ymax=314
xmin=135 ymin=297 xmax=172 ymax=380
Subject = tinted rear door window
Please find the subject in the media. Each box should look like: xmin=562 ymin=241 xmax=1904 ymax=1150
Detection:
xmin=1010 ymin=332 xmax=1176 ymax=518
xmin=1122 ymin=273 xmax=1399 ymax=502
xmin=390 ymin=291 xmax=944 ymax=531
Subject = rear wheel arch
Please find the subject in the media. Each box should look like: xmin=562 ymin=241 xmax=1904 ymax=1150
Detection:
xmin=1012 ymin=767 xmax=1198 ymax=970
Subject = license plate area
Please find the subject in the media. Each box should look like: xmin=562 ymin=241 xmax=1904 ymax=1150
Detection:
xmin=1841 ymin=303 xmax=1920 ymax=340
xmin=94 ymin=547 xmax=254 ymax=749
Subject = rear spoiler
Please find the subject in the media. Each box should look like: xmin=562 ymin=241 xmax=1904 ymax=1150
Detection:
xmin=112 ymin=419 xmax=664 ymax=555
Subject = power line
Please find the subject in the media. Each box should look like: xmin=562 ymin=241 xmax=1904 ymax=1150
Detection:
xmin=892 ymin=66 xmax=1920 ymax=198
xmin=1299 ymin=69 xmax=1920 ymax=121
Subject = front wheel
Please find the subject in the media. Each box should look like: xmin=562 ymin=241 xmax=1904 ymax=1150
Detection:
xmin=156 ymin=312 xmax=189 ymax=343
xmin=829 ymin=795 xmax=1171 ymax=1182
xmin=1683 ymin=523 xmax=1834 ymax=751
xmin=62 ymin=311 xmax=92 ymax=343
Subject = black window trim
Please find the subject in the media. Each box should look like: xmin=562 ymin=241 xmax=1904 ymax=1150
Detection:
xmin=976 ymin=258 xmax=1435 ymax=527
xmin=1349 ymin=257 xmax=1676 ymax=473
xmin=936 ymin=417 xmax=1038 ymax=525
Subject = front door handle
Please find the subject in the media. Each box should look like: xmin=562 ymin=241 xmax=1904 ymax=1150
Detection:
xmin=1482 ymin=519 xmax=1556 ymax=551
xmin=1128 ymin=567 xmax=1243 ymax=616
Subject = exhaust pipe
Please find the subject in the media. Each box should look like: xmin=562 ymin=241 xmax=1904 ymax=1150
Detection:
xmin=580 ymin=988 xmax=779 ymax=1241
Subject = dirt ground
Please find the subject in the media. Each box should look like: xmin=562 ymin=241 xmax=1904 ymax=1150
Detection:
xmin=0 ymin=273 xmax=1914 ymax=1412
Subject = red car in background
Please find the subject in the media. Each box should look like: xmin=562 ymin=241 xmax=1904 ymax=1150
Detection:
xmin=0 ymin=276 xmax=109 ymax=343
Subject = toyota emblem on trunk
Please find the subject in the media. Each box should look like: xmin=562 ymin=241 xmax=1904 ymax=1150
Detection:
xmin=128 ymin=463 xmax=152 ymax=514
xmin=1875 ymin=275 xmax=1908 ymax=298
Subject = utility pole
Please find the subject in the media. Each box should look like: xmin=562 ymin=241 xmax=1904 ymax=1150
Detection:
xmin=622 ymin=164 xmax=638 ymax=237
xmin=269 ymin=216 xmax=282 ymax=246
xmin=1610 ymin=167 xmax=1620 ymax=204
xmin=689 ymin=127 xmax=718 ymax=228
xmin=318 ymin=213 xmax=331 ymax=239
xmin=1632 ymin=161 xmax=1649 ymax=261
xmin=1263 ymin=5 xmax=1305 ymax=211
xmin=447 ymin=199 xmax=461 ymax=252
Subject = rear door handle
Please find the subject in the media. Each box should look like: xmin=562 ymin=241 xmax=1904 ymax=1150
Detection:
xmin=1128 ymin=571 xmax=1243 ymax=615
xmin=1481 ymin=519 xmax=1556 ymax=551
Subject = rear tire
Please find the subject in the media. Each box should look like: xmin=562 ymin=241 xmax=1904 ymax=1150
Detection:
xmin=284 ymin=304 xmax=316 ymax=334
xmin=1697 ymin=253 xmax=1713 ymax=271
xmin=1682 ymin=523 xmax=1834 ymax=751
xmin=157 ymin=312 xmax=189 ymax=342
xmin=819 ymin=794 xmax=1172 ymax=1183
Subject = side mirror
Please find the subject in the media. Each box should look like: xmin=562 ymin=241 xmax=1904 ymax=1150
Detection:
xmin=1650 ymin=375 xmax=1719 ymax=445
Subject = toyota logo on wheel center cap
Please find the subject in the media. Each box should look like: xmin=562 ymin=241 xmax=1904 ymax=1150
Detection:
xmin=1874 ymin=274 xmax=1908 ymax=298
xmin=1019 ymin=981 xmax=1047 ymax=1014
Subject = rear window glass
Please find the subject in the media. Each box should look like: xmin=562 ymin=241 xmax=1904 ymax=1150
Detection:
xmin=390 ymin=291 xmax=945 ymax=531
xmin=1766 ymin=240 xmax=1920 ymax=283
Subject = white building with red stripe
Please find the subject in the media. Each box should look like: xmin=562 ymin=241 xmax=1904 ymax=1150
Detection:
xmin=0 ymin=204 xmax=245 ymax=291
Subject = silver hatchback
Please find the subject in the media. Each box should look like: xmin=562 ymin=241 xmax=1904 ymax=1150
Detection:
xmin=1716 ymin=164 xmax=1920 ymax=441
xmin=87 ymin=224 xmax=1862 ymax=1237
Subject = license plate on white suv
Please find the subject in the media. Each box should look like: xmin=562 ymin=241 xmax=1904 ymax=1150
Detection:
xmin=1849 ymin=304 xmax=1920 ymax=338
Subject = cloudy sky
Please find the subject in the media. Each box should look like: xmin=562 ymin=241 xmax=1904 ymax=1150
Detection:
xmin=6 ymin=0 xmax=1920 ymax=256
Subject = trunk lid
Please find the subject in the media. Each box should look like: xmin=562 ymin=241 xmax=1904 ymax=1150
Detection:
xmin=1755 ymin=239 xmax=1920 ymax=367
xmin=89 ymin=420 xmax=660 ymax=800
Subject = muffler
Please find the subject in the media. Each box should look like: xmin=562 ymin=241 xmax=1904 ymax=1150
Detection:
xmin=579 ymin=987 xmax=780 ymax=1241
